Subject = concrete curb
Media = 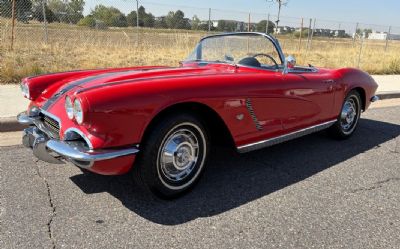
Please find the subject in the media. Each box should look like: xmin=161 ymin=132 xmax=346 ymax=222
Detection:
xmin=1 ymin=92 xmax=400 ymax=132
xmin=0 ymin=117 xmax=27 ymax=132
xmin=376 ymin=91 xmax=400 ymax=100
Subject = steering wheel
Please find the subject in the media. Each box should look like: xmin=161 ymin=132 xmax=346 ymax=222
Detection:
xmin=252 ymin=53 xmax=279 ymax=69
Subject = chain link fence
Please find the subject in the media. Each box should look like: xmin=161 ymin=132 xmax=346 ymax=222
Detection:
xmin=1 ymin=0 xmax=399 ymax=83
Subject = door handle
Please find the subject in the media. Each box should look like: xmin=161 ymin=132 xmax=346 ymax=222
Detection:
xmin=323 ymin=79 xmax=335 ymax=84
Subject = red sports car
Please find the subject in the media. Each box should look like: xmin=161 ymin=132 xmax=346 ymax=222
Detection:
xmin=18 ymin=32 xmax=379 ymax=198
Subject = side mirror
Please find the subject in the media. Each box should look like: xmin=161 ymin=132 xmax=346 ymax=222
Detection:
xmin=283 ymin=55 xmax=296 ymax=75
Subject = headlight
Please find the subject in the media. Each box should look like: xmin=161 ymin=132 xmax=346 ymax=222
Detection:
xmin=73 ymin=98 xmax=84 ymax=124
xmin=65 ymin=96 xmax=74 ymax=119
xmin=20 ymin=82 xmax=30 ymax=99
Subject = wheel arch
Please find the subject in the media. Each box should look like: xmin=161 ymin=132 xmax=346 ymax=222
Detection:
xmin=141 ymin=102 xmax=235 ymax=148
xmin=350 ymin=87 xmax=366 ymax=111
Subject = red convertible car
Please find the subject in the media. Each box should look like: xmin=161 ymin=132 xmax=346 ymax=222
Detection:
xmin=18 ymin=32 xmax=379 ymax=198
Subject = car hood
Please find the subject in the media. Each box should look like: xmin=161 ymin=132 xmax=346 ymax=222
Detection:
xmin=31 ymin=65 xmax=235 ymax=107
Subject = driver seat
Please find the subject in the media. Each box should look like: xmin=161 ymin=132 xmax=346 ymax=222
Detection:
xmin=238 ymin=57 xmax=261 ymax=68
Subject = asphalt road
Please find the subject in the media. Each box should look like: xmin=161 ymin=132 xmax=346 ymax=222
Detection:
xmin=1 ymin=104 xmax=400 ymax=249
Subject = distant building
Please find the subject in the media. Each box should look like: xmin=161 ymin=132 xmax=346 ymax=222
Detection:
xmin=368 ymin=31 xmax=400 ymax=40
xmin=274 ymin=26 xmax=295 ymax=34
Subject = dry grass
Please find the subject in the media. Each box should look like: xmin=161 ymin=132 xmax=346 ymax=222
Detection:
xmin=1 ymin=19 xmax=400 ymax=84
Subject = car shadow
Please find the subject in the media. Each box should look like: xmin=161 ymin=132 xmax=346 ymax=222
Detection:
xmin=70 ymin=118 xmax=400 ymax=225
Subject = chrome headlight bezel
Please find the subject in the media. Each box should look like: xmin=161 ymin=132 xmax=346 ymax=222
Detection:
xmin=73 ymin=98 xmax=84 ymax=124
xmin=65 ymin=96 xmax=74 ymax=120
xmin=20 ymin=82 xmax=30 ymax=99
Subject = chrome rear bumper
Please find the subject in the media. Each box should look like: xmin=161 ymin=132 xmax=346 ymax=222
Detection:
xmin=18 ymin=112 xmax=139 ymax=169
xmin=370 ymin=95 xmax=380 ymax=102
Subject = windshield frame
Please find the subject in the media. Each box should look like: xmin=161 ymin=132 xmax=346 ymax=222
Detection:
xmin=186 ymin=32 xmax=285 ymax=67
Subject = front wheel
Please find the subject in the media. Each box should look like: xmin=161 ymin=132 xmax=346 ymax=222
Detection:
xmin=329 ymin=90 xmax=362 ymax=139
xmin=133 ymin=113 xmax=209 ymax=199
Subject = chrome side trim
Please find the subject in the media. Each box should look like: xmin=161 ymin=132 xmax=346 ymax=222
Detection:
xmin=245 ymin=98 xmax=263 ymax=131
xmin=46 ymin=140 xmax=139 ymax=162
xmin=237 ymin=120 xmax=337 ymax=153
xmin=370 ymin=95 xmax=380 ymax=102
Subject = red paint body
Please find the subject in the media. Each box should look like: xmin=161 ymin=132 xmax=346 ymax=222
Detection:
xmin=23 ymin=62 xmax=378 ymax=175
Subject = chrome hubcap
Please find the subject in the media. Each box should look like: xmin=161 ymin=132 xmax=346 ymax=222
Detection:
xmin=159 ymin=128 xmax=200 ymax=182
xmin=340 ymin=97 xmax=358 ymax=132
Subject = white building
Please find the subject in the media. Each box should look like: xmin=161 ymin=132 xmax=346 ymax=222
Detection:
xmin=368 ymin=32 xmax=400 ymax=40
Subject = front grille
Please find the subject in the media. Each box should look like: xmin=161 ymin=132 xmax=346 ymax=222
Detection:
xmin=42 ymin=114 xmax=60 ymax=138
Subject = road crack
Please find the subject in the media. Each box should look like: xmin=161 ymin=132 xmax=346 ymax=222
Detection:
xmin=350 ymin=177 xmax=400 ymax=194
xmin=34 ymin=164 xmax=56 ymax=249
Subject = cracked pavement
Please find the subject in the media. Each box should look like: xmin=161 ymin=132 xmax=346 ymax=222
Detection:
xmin=1 ymin=105 xmax=400 ymax=248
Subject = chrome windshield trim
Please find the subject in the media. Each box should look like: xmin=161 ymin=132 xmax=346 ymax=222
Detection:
xmin=46 ymin=140 xmax=139 ymax=162
xmin=196 ymin=32 xmax=285 ymax=65
xmin=237 ymin=120 xmax=337 ymax=153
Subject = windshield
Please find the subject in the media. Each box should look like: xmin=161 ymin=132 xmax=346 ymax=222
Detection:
xmin=185 ymin=33 xmax=283 ymax=68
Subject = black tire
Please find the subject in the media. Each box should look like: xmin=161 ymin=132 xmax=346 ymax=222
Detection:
xmin=329 ymin=90 xmax=362 ymax=139
xmin=133 ymin=113 xmax=210 ymax=199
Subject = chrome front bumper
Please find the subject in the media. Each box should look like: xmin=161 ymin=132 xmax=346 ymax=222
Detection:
xmin=18 ymin=112 xmax=139 ymax=169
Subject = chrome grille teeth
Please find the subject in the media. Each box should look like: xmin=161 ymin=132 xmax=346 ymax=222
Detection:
xmin=42 ymin=115 xmax=60 ymax=138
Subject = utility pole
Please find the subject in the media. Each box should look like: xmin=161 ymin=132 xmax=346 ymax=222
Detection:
xmin=266 ymin=13 xmax=270 ymax=34
xmin=248 ymin=13 xmax=251 ymax=32
xmin=385 ymin=26 xmax=391 ymax=52
xmin=208 ymin=8 xmax=211 ymax=32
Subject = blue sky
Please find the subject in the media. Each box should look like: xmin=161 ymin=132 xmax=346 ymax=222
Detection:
xmin=83 ymin=0 xmax=400 ymax=32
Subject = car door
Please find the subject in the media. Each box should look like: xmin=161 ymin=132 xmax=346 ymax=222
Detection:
xmin=278 ymin=70 xmax=337 ymax=131
xmin=246 ymin=68 xmax=336 ymax=141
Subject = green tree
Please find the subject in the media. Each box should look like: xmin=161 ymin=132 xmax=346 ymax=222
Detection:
xmin=77 ymin=15 xmax=95 ymax=27
xmin=217 ymin=20 xmax=226 ymax=31
xmin=90 ymin=5 xmax=127 ymax=27
xmin=47 ymin=0 xmax=84 ymax=24
xmin=256 ymin=20 xmax=275 ymax=33
xmin=191 ymin=15 xmax=201 ymax=30
xmin=154 ymin=17 xmax=167 ymax=28
xmin=294 ymin=28 xmax=309 ymax=38
xmin=31 ymin=1 xmax=58 ymax=23
xmin=126 ymin=6 xmax=154 ymax=27
xmin=165 ymin=10 xmax=189 ymax=29
xmin=0 ymin=0 xmax=32 ymax=18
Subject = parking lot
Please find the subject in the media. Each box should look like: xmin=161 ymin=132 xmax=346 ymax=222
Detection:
xmin=1 ymin=101 xmax=399 ymax=248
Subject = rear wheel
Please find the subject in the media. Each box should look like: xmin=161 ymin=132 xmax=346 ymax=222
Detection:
xmin=133 ymin=113 xmax=209 ymax=199
xmin=329 ymin=90 xmax=362 ymax=139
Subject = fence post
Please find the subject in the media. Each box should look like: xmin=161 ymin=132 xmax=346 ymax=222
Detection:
xmin=10 ymin=0 xmax=16 ymax=50
xmin=309 ymin=18 xmax=316 ymax=50
xmin=42 ymin=0 xmax=48 ymax=44
xmin=306 ymin=18 xmax=312 ymax=52
xmin=385 ymin=26 xmax=391 ymax=52
xmin=353 ymin=22 xmax=359 ymax=46
xmin=136 ymin=0 xmax=139 ymax=45
xmin=208 ymin=8 xmax=211 ymax=32
xmin=298 ymin=17 xmax=303 ymax=51
xmin=266 ymin=13 xmax=270 ymax=34
xmin=357 ymin=37 xmax=364 ymax=68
